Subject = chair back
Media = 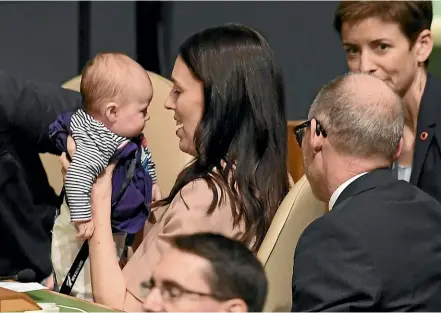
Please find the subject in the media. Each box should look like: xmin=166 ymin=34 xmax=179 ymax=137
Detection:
xmin=257 ymin=175 xmax=326 ymax=311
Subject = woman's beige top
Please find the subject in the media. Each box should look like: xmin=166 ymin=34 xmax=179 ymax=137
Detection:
xmin=121 ymin=178 xmax=246 ymax=311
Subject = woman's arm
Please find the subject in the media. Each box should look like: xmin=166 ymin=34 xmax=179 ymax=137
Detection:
xmin=88 ymin=164 xmax=128 ymax=310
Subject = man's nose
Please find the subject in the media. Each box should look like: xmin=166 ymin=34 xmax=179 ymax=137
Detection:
xmin=143 ymin=288 xmax=164 ymax=312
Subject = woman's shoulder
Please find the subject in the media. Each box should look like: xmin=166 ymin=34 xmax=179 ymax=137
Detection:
xmin=173 ymin=177 xmax=228 ymax=210
xmin=159 ymin=177 xmax=245 ymax=240
xmin=180 ymin=176 xmax=217 ymax=191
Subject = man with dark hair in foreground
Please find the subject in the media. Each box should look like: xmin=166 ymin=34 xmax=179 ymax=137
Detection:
xmin=141 ymin=232 xmax=268 ymax=312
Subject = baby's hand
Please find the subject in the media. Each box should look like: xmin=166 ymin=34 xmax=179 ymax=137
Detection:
xmin=44 ymin=272 xmax=55 ymax=290
xmin=152 ymin=183 xmax=162 ymax=202
xmin=75 ymin=220 xmax=95 ymax=240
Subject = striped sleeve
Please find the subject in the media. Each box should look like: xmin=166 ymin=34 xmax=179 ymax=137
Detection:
xmin=65 ymin=110 xmax=127 ymax=222
xmin=142 ymin=146 xmax=157 ymax=182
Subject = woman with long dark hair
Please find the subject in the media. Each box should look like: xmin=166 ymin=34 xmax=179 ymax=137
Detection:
xmin=61 ymin=24 xmax=289 ymax=311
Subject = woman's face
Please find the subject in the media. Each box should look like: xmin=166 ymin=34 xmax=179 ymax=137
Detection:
xmin=340 ymin=17 xmax=432 ymax=96
xmin=165 ymin=56 xmax=204 ymax=156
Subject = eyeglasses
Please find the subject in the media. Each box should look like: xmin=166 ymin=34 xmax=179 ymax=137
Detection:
xmin=293 ymin=119 xmax=328 ymax=147
xmin=140 ymin=278 xmax=224 ymax=303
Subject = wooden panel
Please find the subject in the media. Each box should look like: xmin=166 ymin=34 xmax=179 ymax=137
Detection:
xmin=0 ymin=287 xmax=41 ymax=312
xmin=287 ymin=120 xmax=305 ymax=183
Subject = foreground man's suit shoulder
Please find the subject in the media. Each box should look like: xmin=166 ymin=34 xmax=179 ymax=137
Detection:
xmin=292 ymin=168 xmax=441 ymax=312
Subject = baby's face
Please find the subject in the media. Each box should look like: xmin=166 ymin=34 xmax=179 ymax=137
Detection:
xmin=106 ymin=69 xmax=153 ymax=138
xmin=112 ymin=97 xmax=150 ymax=138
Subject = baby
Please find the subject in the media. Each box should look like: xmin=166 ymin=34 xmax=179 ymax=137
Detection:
xmin=50 ymin=52 xmax=159 ymax=241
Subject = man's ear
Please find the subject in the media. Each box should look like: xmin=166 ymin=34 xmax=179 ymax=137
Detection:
xmin=104 ymin=102 xmax=119 ymax=123
xmin=310 ymin=119 xmax=325 ymax=153
xmin=392 ymin=137 xmax=404 ymax=161
xmin=222 ymin=298 xmax=248 ymax=312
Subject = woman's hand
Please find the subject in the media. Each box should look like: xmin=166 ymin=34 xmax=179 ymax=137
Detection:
xmin=90 ymin=158 xmax=117 ymax=220
xmin=60 ymin=136 xmax=76 ymax=182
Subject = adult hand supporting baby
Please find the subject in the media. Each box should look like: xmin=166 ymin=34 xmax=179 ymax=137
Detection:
xmin=60 ymin=135 xmax=77 ymax=181
xmin=90 ymin=160 xmax=117 ymax=221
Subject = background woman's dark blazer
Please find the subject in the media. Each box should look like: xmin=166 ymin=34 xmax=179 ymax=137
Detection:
xmin=411 ymin=74 xmax=441 ymax=203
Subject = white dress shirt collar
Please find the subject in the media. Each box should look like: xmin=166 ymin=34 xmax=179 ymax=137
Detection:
xmin=329 ymin=172 xmax=368 ymax=210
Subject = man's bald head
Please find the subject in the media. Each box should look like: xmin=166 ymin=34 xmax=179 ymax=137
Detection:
xmin=308 ymin=72 xmax=404 ymax=160
xmin=80 ymin=52 xmax=150 ymax=114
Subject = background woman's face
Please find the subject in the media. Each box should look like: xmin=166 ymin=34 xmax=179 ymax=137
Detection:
xmin=341 ymin=17 xmax=423 ymax=96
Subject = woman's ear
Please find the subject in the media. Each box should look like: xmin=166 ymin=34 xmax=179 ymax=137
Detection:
xmin=414 ymin=29 xmax=433 ymax=65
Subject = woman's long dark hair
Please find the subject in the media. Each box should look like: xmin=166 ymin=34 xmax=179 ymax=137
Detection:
xmin=154 ymin=24 xmax=289 ymax=251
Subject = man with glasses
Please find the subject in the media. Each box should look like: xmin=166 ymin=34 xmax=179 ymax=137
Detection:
xmin=140 ymin=232 xmax=267 ymax=312
xmin=291 ymin=72 xmax=441 ymax=311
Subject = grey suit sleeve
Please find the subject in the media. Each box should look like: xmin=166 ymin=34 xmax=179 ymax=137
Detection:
xmin=291 ymin=216 xmax=381 ymax=312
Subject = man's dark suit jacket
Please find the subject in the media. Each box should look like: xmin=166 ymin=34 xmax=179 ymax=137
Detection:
xmin=291 ymin=169 xmax=441 ymax=311
xmin=410 ymin=74 xmax=441 ymax=202
xmin=0 ymin=72 xmax=81 ymax=281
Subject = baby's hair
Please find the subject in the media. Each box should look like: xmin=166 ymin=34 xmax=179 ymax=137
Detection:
xmin=80 ymin=52 xmax=137 ymax=114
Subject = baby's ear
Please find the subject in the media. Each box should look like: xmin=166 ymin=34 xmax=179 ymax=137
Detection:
xmin=104 ymin=102 xmax=119 ymax=122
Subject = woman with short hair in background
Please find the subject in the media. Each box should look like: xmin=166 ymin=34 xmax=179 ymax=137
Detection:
xmin=334 ymin=1 xmax=441 ymax=201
